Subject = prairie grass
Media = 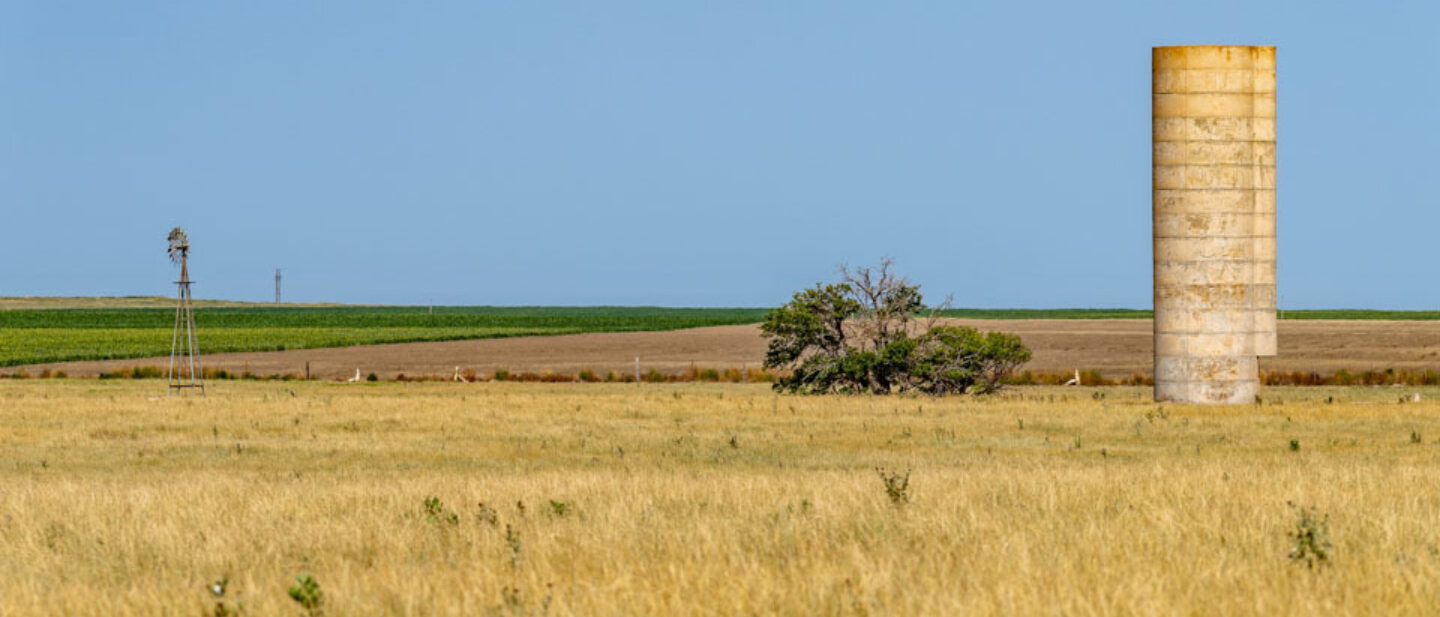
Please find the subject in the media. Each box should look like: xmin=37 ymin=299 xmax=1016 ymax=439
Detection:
xmin=3 ymin=382 xmax=1440 ymax=615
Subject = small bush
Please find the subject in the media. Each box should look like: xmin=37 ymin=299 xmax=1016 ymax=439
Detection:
xmin=505 ymin=524 xmax=522 ymax=567
xmin=476 ymin=502 xmax=499 ymax=526
xmin=208 ymin=575 xmax=235 ymax=617
xmin=1121 ymin=372 xmax=1151 ymax=386
xmin=99 ymin=366 xmax=162 ymax=380
xmin=548 ymin=500 xmax=570 ymax=517
xmin=1287 ymin=504 xmax=1333 ymax=569
xmin=875 ymin=467 xmax=911 ymax=507
xmin=423 ymin=496 xmax=459 ymax=525
xmin=287 ymin=574 xmax=324 ymax=616
xmin=1008 ymin=371 xmax=1038 ymax=386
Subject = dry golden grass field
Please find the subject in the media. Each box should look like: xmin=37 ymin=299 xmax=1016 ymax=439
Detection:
xmin=4 ymin=381 xmax=1440 ymax=616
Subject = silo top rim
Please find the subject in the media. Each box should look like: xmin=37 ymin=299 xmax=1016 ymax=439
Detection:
xmin=1153 ymin=45 xmax=1275 ymax=51
xmin=1154 ymin=46 xmax=1275 ymax=70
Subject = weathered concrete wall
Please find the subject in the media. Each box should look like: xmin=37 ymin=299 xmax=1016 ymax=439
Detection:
xmin=1153 ymin=45 xmax=1277 ymax=404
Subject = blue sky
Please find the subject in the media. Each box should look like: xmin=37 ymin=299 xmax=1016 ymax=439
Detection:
xmin=2 ymin=2 xmax=1436 ymax=308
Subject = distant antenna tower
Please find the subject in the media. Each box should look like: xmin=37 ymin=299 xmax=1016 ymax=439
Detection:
xmin=275 ymin=268 xmax=282 ymax=304
xmin=167 ymin=227 xmax=204 ymax=395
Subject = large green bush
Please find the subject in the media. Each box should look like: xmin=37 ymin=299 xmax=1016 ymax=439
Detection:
xmin=761 ymin=260 xmax=1030 ymax=395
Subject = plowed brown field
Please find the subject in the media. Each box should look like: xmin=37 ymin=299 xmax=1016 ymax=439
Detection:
xmin=19 ymin=319 xmax=1440 ymax=380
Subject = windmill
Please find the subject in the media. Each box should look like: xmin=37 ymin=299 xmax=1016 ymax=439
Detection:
xmin=167 ymin=227 xmax=205 ymax=395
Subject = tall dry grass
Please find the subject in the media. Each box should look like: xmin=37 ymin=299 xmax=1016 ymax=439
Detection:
xmin=2 ymin=382 xmax=1440 ymax=615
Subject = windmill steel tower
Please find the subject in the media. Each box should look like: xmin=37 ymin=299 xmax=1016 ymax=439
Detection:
xmin=1152 ymin=46 xmax=1277 ymax=403
xmin=167 ymin=227 xmax=205 ymax=395
xmin=275 ymin=268 xmax=281 ymax=304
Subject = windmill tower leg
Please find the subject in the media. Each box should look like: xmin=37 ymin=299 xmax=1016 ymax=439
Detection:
xmin=169 ymin=291 xmax=183 ymax=394
xmin=185 ymin=280 xmax=204 ymax=394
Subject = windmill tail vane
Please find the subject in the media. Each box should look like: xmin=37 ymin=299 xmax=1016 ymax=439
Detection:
xmin=167 ymin=226 xmax=204 ymax=395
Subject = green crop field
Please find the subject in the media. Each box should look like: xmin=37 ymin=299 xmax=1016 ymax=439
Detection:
xmin=6 ymin=300 xmax=1440 ymax=369
xmin=0 ymin=306 xmax=768 ymax=367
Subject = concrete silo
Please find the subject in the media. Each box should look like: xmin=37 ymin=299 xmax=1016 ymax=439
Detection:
xmin=1153 ymin=45 xmax=1276 ymax=403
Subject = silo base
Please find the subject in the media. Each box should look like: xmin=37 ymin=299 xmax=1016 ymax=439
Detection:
xmin=1154 ymin=356 xmax=1259 ymax=404
xmin=1154 ymin=381 xmax=1259 ymax=405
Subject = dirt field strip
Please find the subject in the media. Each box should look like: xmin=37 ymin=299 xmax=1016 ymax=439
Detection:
xmin=19 ymin=319 xmax=1440 ymax=380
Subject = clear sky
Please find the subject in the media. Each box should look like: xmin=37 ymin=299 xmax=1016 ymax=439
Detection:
xmin=2 ymin=2 xmax=1436 ymax=308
